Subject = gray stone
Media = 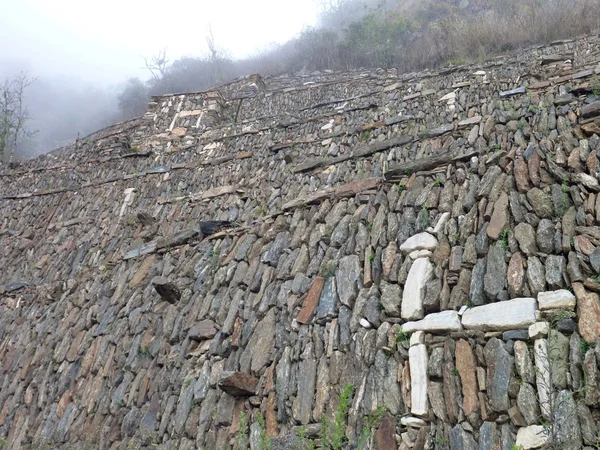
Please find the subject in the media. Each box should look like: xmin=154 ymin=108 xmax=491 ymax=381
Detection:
xmin=316 ymin=277 xmax=338 ymax=323
xmin=526 ymin=188 xmax=554 ymax=218
xmin=577 ymin=402 xmax=597 ymax=446
xmin=514 ymin=340 xmax=536 ymax=384
xmin=380 ymin=281 xmax=401 ymax=317
xmin=262 ymin=232 xmax=290 ymax=266
xmin=590 ymin=247 xmax=600 ymax=273
xmin=517 ymin=383 xmax=541 ymax=425
xmin=536 ymin=219 xmax=556 ymax=253
xmin=470 ymin=258 xmax=486 ymax=306
xmin=484 ymin=337 xmax=514 ymax=412
xmin=336 ymin=255 xmax=360 ymax=307
xmin=479 ymin=422 xmax=499 ymax=450
xmin=428 ymin=347 xmax=444 ymax=379
xmin=545 ymin=255 xmax=566 ymax=289
xmin=548 ymin=330 xmax=569 ymax=389
xmin=514 ymin=223 xmax=537 ymax=255
xmin=555 ymin=390 xmax=582 ymax=450
xmin=450 ymin=424 xmax=478 ymax=450
xmin=503 ymin=330 xmax=529 ymax=341
xmin=527 ymin=256 xmax=546 ymax=296
xmin=483 ymin=245 xmax=506 ymax=300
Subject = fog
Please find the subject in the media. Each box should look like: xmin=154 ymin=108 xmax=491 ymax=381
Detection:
xmin=0 ymin=0 xmax=319 ymax=158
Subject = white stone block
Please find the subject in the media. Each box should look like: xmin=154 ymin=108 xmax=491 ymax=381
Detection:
xmin=537 ymin=290 xmax=576 ymax=310
xmin=402 ymin=310 xmax=463 ymax=333
xmin=408 ymin=344 xmax=429 ymax=417
xmin=401 ymin=258 xmax=433 ymax=320
xmin=461 ymin=298 xmax=537 ymax=331
xmin=528 ymin=321 xmax=549 ymax=339
xmin=515 ymin=425 xmax=549 ymax=449
xmin=408 ymin=249 xmax=432 ymax=260
xmin=433 ymin=212 xmax=451 ymax=233
xmin=400 ymin=233 xmax=438 ymax=254
xmin=400 ymin=416 xmax=427 ymax=428
xmin=409 ymin=331 xmax=425 ymax=347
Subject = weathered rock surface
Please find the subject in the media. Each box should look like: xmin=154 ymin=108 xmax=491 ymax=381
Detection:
xmin=462 ymin=298 xmax=537 ymax=331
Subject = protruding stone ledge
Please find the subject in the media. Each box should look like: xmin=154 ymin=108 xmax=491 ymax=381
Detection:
xmin=402 ymin=310 xmax=462 ymax=333
xmin=461 ymin=298 xmax=537 ymax=331
xmin=537 ymin=289 xmax=576 ymax=310
xmin=399 ymin=232 xmax=438 ymax=254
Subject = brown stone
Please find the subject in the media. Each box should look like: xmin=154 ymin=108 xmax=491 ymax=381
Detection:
xmin=568 ymin=148 xmax=583 ymax=171
xmin=455 ymin=339 xmax=479 ymax=419
xmin=296 ymin=277 xmax=325 ymax=324
xmin=513 ymin=157 xmax=530 ymax=192
xmin=374 ymin=412 xmax=397 ymax=450
xmin=266 ymin=392 xmax=278 ymax=438
xmin=487 ymin=192 xmax=509 ymax=240
xmin=576 ymin=235 xmax=595 ymax=255
xmin=507 ymin=252 xmax=526 ymax=297
xmin=188 ymin=320 xmax=218 ymax=341
xmin=334 ymin=177 xmax=381 ymax=198
xmin=218 ymin=371 xmax=259 ymax=396
xmin=574 ymin=283 xmax=600 ymax=343
xmin=57 ymin=389 xmax=72 ymax=419
xmin=528 ymin=149 xmax=541 ymax=187
xmin=129 ymin=255 xmax=156 ymax=287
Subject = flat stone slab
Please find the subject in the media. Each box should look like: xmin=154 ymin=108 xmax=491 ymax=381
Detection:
xmin=537 ymin=290 xmax=576 ymax=310
xmin=399 ymin=232 xmax=438 ymax=254
xmin=402 ymin=310 xmax=462 ymax=333
xmin=461 ymin=298 xmax=537 ymax=331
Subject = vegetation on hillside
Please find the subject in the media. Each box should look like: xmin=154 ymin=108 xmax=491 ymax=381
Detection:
xmin=117 ymin=0 xmax=600 ymax=119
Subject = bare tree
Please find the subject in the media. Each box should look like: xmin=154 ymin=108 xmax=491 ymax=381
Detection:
xmin=0 ymin=72 xmax=36 ymax=161
xmin=143 ymin=48 xmax=169 ymax=83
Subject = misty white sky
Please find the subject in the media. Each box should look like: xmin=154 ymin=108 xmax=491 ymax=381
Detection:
xmin=0 ymin=0 xmax=319 ymax=85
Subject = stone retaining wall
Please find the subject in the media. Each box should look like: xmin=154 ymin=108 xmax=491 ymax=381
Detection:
xmin=2 ymin=34 xmax=600 ymax=450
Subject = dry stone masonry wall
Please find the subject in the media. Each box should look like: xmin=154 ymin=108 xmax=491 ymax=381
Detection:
xmin=2 ymin=35 xmax=600 ymax=450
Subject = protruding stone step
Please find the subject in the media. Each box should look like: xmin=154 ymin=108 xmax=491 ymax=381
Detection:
xmin=537 ymin=289 xmax=576 ymax=310
xmin=402 ymin=310 xmax=462 ymax=333
xmin=399 ymin=232 xmax=438 ymax=254
xmin=218 ymin=371 xmax=259 ymax=396
xmin=461 ymin=298 xmax=537 ymax=331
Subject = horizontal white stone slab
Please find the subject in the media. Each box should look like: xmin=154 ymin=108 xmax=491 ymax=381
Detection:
xmin=400 ymin=232 xmax=438 ymax=254
xmin=461 ymin=298 xmax=537 ymax=331
xmin=402 ymin=310 xmax=463 ymax=333
xmin=537 ymin=290 xmax=576 ymax=310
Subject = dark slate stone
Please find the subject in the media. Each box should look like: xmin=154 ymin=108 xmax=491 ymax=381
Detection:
xmin=470 ymin=258 xmax=486 ymax=306
xmin=4 ymin=280 xmax=31 ymax=292
xmin=261 ymin=231 xmax=290 ymax=266
xmin=479 ymin=422 xmax=499 ymax=450
xmin=484 ymin=337 xmax=514 ymax=412
xmin=316 ymin=277 xmax=338 ymax=323
xmin=450 ymin=425 xmax=478 ymax=450
xmin=502 ymin=330 xmax=529 ymax=341
xmin=484 ymin=245 xmax=506 ymax=300
xmin=590 ymin=247 xmax=600 ymax=274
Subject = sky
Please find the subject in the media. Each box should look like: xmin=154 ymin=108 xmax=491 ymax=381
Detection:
xmin=0 ymin=0 xmax=320 ymax=85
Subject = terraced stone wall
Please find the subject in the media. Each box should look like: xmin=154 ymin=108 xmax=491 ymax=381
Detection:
xmin=2 ymin=34 xmax=600 ymax=450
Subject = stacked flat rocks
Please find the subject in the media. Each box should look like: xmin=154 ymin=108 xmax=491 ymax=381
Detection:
xmin=2 ymin=34 xmax=600 ymax=450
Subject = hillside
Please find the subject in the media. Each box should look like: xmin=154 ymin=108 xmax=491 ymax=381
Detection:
xmin=2 ymin=34 xmax=600 ymax=449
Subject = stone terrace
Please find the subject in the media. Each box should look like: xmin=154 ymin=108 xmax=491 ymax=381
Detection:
xmin=2 ymin=34 xmax=600 ymax=449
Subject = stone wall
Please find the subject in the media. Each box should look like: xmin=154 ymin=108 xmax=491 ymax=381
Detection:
xmin=2 ymin=34 xmax=600 ymax=450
